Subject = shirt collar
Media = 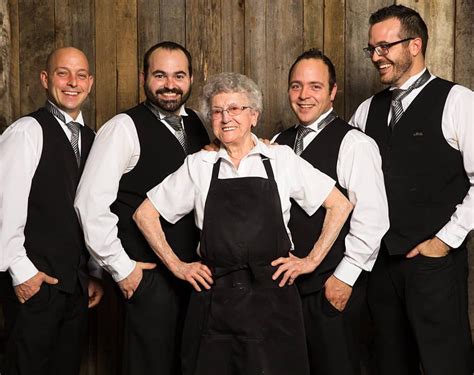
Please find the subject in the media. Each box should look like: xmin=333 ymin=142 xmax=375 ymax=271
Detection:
xmin=201 ymin=133 xmax=275 ymax=164
xmin=390 ymin=67 xmax=429 ymax=91
xmin=298 ymin=107 xmax=334 ymax=132
xmin=47 ymin=100 xmax=85 ymax=126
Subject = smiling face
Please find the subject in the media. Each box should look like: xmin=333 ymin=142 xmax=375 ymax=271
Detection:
xmin=211 ymin=92 xmax=259 ymax=148
xmin=40 ymin=47 xmax=93 ymax=120
xmin=369 ymin=17 xmax=416 ymax=87
xmin=143 ymin=48 xmax=192 ymax=115
xmin=288 ymin=58 xmax=337 ymax=126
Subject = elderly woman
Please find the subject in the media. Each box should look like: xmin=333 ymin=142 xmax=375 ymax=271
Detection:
xmin=133 ymin=72 xmax=352 ymax=375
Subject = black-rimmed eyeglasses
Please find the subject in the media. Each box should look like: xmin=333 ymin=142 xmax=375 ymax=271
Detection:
xmin=363 ymin=37 xmax=414 ymax=58
xmin=210 ymin=105 xmax=252 ymax=119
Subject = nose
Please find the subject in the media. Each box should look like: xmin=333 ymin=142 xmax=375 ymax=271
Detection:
xmin=164 ymin=76 xmax=175 ymax=89
xmin=299 ymin=85 xmax=309 ymax=100
xmin=371 ymin=51 xmax=382 ymax=64
xmin=68 ymin=74 xmax=77 ymax=87
xmin=221 ymin=109 xmax=232 ymax=123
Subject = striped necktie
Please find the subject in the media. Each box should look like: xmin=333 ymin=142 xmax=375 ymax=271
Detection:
xmin=45 ymin=102 xmax=81 ymax=166
xmin=294 ymin=126 xmax=314 ymax=156
xmin=165 ymin=115 xmax=189 ymax=155
xmin=390 ymin=69 xmax=431 ymax=129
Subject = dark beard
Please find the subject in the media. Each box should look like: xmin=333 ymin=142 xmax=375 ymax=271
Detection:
xmin=144 ymin=85 xmax=192 ymax=113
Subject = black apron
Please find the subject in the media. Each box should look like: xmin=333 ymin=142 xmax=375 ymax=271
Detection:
xmin=182 ymin=156 xmax=310 ymax=375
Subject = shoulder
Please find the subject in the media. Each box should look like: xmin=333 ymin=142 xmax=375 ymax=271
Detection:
xmin=96 ymin=113 xmax=135 ymax=137
xmin=342 ymin=129 xmax=380 ymax=153
xmin=2 ymin=116 xmax=42 ymax=138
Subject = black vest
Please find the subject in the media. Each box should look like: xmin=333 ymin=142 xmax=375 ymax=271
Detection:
xmin=275 ymin=118 xmax=352 ymax=294
xmin=24 ymin=108 xmax=94 ymax=293
xmin=365 ymin=78 xmax=469 ymax=255
xmin=110 ymin=104 xmax=209 ymax=266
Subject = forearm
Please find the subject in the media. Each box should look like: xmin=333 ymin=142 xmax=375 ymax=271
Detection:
xmin=133 ymin=199 xmax=182 ymax=273
xmin=307 ymin=193 xmax=353 ymax=266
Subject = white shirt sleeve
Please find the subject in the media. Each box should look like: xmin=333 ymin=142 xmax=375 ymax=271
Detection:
xmin=282 ymin=146 xmax=336 ymax=216
xmin=333 ymin=130 xmax=389 ymax=286
xmin=436 ymin=85 xmax=474 ymax=247
xmin=147 ymin=156 xmax=197 ymax=224
xmin=348 ymin=97 xmax=373 ymax=132
xmin=75 ymin=114 xmax=139 ymax=282
xmin=0 ymin=117 xmax=41 ymax=285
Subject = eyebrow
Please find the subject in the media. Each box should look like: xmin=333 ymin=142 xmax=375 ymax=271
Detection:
xmin=289 ymin=80 xmax=325 ymax=86
xmin=150 ymin=69 xmax=187 ymax=76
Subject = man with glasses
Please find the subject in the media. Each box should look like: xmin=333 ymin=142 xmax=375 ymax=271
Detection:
xmin=75 ymin=41 xmax=209 ymax=375
xmin=351 ymin=5 xmax=473 ymax=375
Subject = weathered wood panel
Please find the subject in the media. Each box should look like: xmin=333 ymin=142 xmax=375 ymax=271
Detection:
xmin=0 ymin=0 xmax=12 ymax=133
xmin=454 ymin=0 xmax=473 ymax=88
xmin=303 ymin=0 xmax=324 ymax=51
xmin=344 ymin=0 xmax=392 ymax=119
xmin=95 ymin=0 xmax=116 ymax=129
xmin=324 ymin=0 xmax=345 ymax=118
xmin=221 ymin=0 xmax=245 ymax=74
xmin=399 ymin=0 xmax=456 ymax=82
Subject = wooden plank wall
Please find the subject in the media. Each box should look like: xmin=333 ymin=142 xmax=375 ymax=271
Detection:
xmin=2 ymin=1 xmax=473 ymax=374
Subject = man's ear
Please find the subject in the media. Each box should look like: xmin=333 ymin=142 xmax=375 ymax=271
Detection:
xmin=40 ymin=71 xmax=49 ymax=90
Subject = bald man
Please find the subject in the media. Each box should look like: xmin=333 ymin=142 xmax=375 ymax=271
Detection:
xmin=0 ymin=47 xmax=103 ymax=375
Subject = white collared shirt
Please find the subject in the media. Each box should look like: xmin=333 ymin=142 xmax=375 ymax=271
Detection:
xmin=350 ymin=69 xmax=474 ymax=248
xmin=74 ymin=104 xmax=195 ymax=282
xmin=272 ymin=109 xmax=390 ymax=286
xmin=147 ymin=134 xmax=336 ymax=253
xmin=0 ymin=102 xmax=86 ymax=285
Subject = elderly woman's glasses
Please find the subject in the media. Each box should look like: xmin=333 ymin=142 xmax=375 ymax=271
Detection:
xmin=210 ymin=105 xmax=252 ymax=119
xmin=363 ymin=37 xmax=414 ymax=58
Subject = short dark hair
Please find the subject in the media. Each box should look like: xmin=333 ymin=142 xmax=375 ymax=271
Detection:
xmin=369 ymin=5 xmax=428 ymax=56
xmin=143 ymin=41 xmax=193 ymax=77
xmin=288 ymin=48 xmax=336 ymax=91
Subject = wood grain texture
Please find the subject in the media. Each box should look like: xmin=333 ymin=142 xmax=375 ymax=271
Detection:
xmin=186 ymin=0 xmax=222 ymax=111
xmin=324 ymin=0 xmax=345 ymax=118
xmin=116 ymin=0 xmax=138 ymax=112
xmin=7 ymin=0 xmax=20 ymax=124
xmin=221 ymin=0 xmax=245 ymax=74
xmin=304 ymin=0 xmax=324 ymax=51
xmin=400 ymin=0 xmax=455 ymax=81
xmin=344 ymin=0 xmax=391 ymax=119
xmin=263 ymin=0 xmax=303 ymax=137
xmin=454 ymin=0 xmax=473 ymax=88
xmin=0 ymin=0 xmax=12 ymax=132
xmin=18 ymin=0 xmax=55 ymax=116
xmin=95 ymin=0 xmax=117 ymax=129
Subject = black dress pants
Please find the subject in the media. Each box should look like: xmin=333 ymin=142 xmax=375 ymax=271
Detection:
xmin=368 ymin=245 xmax=473 ymax=375
xmin=122 ymin=268 xmax=190 ymax=375
xmin=301 ymin=272 xmax=368 ymax=375
xmin=0 ymin=278 xmax=88 ymax=375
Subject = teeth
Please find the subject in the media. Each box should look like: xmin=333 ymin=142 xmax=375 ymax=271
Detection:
xmin=299 ymin=104 xmax=313 ymax=108
xmin=64 ymin=91 xmax=79 ymax=96
xmin=378 ymin=64 xmax=391 ymax=69
xmin=222 ymin=126 xmax=237 ymax=131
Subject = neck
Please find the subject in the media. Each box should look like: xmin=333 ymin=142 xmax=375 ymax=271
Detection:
xmin=225 ymin=136 xmax=255 ymax=167
xmin=396 ymin=61 xmax=426 ymax=88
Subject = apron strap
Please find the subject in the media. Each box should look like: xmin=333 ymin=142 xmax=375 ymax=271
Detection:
xmin=261 ymin=156 xmax=275 ymax=181
xmin=211 ymin=158 xmax=222 ymax=180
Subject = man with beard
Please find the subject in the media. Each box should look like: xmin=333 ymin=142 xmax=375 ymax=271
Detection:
xmin=350 ymin=5 xmax=473 ymax=375
xmin=74 ymin=41 xmax=209 ymax=375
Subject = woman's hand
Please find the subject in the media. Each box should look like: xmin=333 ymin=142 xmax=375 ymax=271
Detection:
xmin=271 ymin=253 xmax=319 ymax=287
xmin=171 ymin=260 xmax=213 ymax=292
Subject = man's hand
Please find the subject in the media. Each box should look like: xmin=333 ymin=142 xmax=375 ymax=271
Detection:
xmin=324 ymin=274 xmax=352 ymax=312
xmin=406 ymin=237 xmax=450 ymax=258
xmin=87 ymin=277 xmax=104 ymax=308
xmin=202 ymin=138 xmax=220 ymax=152
xmin=171 ymin=260 xmax=213 ymax=292
xmin=117 ymin=262 xmax=156 ymax=299
xmin=271 ymin=253 xmax=319 ymax=287
xmin=14 ymin=271 xmax=58 ymax=303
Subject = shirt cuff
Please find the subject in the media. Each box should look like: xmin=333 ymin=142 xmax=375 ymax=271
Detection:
xmin=436 ymin=224 xmax=468 ymax=249
xmin=87 ymin=257 xmax=104 ymax=280
xmin=102 ymin=251 xmax=136 ymax=282
xmin=333 ymin=257 xmax=363 ymax=287
xmin=8 ymin=256 xmax=39 ymax=286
